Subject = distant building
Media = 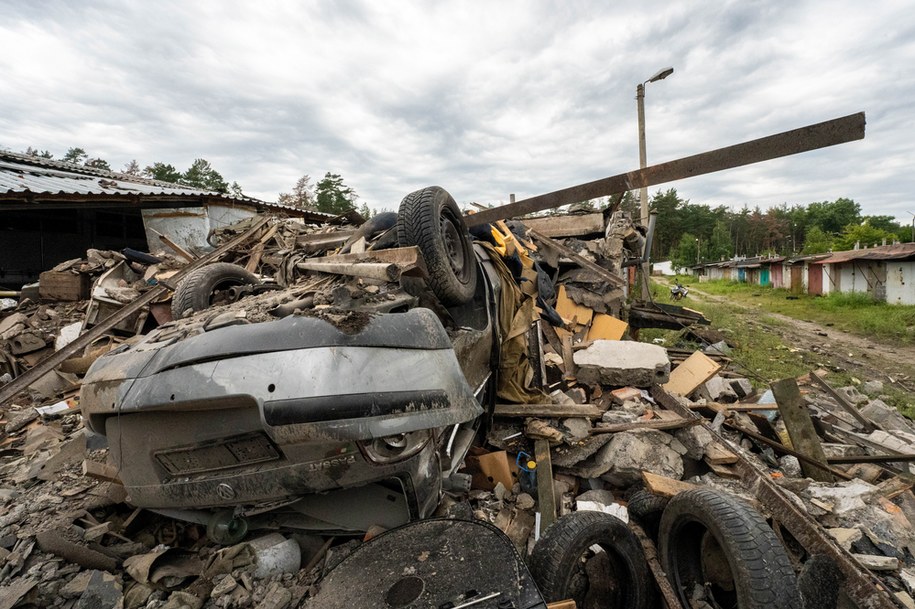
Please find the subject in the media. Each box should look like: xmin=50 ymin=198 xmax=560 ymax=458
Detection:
xmin=0 ymin=151 xmax=335 ymax=288
xmin=690 ymin=244 xmax=915 ymax=305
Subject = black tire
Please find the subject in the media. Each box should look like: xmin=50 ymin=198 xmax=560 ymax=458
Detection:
xmin=171 ymin=262 xmax=259 ymax=319
xmin=396 ymin=186 xmax=477 ymax=306
xmin=528 ymin=511 xmax=655 ymax=609
xmin=659 ymin=488 xmax=802 ymax=609
xmin=627 ymin=489 xmax=669 ymax=538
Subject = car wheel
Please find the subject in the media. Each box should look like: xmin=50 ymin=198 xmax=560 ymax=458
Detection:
xmin=396 ymin=186 xmax=477 ymax=306
xmin=659 ymin=488 xmax=802 ymax=609
xmin=528 ymin=511 xmax=655 ymax=609
xmin=171 ymin=262 xmax=259 ymax=319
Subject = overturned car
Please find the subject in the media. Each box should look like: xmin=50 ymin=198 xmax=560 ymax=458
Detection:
xmin=80 ymin=187 xmax=508 ymax=539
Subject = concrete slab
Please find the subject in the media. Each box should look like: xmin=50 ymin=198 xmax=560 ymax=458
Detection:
xmin=573 ymin=340 xmax=669 ymax=387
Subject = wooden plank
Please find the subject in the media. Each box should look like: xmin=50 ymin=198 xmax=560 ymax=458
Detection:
xmin=522 ymin=213 xmax=604 ymax=238
xmin=295 ymin=260 xmax=401 ymax=281
xmin=586 ymin=313 xmax=628 ymax=342
xmin=81 ymin=459 xmax=121 ymax=483
xmin=317 ymin=246 xmax=427 ymax=276
xmin=827 ymin=453 xmax=915 ymax=464
xmin=727 ymin=403 xmax=780 ymax=412
xmin=0 ymin=216 xmax=271 ymax=407
xmin=663 ymin=351 xmax=721 ymax=397
xmin=724 ymin=421 xmax=852 ymax=481
xmin=493 ymin=403 xmax=603 ymax=419
xmin=545 ymin=602 xmax=577 ymax=609
xmin=38 ymin=271 xmax=90 ymax=301
xmin=466 ymin=113 xmax=866 ymax=227
xmin=641 ymin=471 xmax=698 ymax=498
xmin=151 ymin=228 xmax=197 ymax=262
xmin=630 ymin=522 xmax=687 ymax=609
xmin=747 ymin=412 xmax=783 ymax=444
xmin=528 ymin=230 xmax=626 ymax=287
xmin=875 ymin=477 xmax=913 ymax=499
xmin=809 ymin=371 xmax=878 ymax=432
xmin=704 ymin=442 xmax=739 ymax=464
xmin=534 ymin=439 xmax=556 ymax=534
xmin=705 ymin=461 xmax=741 ymax=479
xmin=771 ymin=377 xmax=834 ymax=483
xmin=590 ymin=417 xmax=698 ymax=434
xmin=244 ymin=223 xmax=280 ymax=272
xmin=295 ymin=230 xmax=355 ymax=253
xmin=561 ymin=334 xmax=576 ymax=382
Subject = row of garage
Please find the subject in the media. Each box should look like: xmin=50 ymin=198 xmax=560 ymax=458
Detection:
xmin=692 ymin=242 xmax=915 ymax=305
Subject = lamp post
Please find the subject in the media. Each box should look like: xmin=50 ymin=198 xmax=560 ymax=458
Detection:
xmin=637 ymin=66 xmax=674 ymax=298
xmin=696 ymin=237 xmax=700 ymax=265
xmin=908 ymin=212 xmax=915 ymax=243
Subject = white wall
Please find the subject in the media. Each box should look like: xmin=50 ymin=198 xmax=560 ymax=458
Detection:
xmin=886 ymin=261 xmax=915 ymax=305
xmin=141 ymin=203 xmax=258 ymax=255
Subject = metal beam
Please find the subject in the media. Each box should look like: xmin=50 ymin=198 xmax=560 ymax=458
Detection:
xmin=466 ymin=112 xmax=865 ymax=227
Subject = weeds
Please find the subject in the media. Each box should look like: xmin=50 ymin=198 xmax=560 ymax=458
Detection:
xmin=683 ymin=280 xmax=915 ymax=345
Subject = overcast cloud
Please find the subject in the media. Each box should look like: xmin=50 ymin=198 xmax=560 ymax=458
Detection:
xmin=1 ymin=1 xmax=913 ymax=221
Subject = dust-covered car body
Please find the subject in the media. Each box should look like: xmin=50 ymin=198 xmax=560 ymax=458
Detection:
xmin=81 ymin=191 xmax=503 ymax=535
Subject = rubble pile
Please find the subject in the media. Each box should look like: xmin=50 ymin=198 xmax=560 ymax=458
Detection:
xmin=1 ymin=207 xmax=914 ymax=609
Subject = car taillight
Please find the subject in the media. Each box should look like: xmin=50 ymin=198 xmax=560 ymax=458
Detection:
xmin=361 ymin=430 xmax=430 ymax=464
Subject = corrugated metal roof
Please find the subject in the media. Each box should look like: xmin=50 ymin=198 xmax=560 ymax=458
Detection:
xmin=0 ymin=150 xmax=337 ymax=221
xmin=812 ymin=242 xmax=915 ymax=264
xmin=0 ymin=150 xmax=230 ymax=198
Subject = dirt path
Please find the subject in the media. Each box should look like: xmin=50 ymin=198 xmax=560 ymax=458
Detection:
xmin=663 ymin=280 xmax=915 ymax=387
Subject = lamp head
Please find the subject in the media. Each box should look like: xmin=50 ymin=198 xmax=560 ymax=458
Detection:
xmin=647 ymin=67 xmax=674 ymax=83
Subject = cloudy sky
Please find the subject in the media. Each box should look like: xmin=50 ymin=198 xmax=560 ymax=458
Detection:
xmin=1 ymin=1 xmax=913 ymax=221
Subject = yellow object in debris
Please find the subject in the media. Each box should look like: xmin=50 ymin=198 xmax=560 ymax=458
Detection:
xmin=555 ymin=285 xmax=593 ymax=327
xmin=586 ymin=313 xmax=628 ymax=341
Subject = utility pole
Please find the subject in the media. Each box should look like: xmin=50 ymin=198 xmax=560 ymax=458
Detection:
xmin=636 ymin=66 xmax=674 ymax=298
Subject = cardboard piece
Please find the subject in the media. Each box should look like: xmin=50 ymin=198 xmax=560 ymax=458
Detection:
xmin=555 ymin=285 xmax=593 ymax=327
xmin=586 ymin=313 xmax=628 ymax=341
xmin=463 ymin=449 xmax=519 ymax=491
xmin=663 ymin=351 xmax=721 ymax=397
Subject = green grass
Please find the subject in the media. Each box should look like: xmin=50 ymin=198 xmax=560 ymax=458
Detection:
xmin=683 ymin=280 xmax=915 ymax=346
xmin=646 ymin=278 xmax=915 ymax=417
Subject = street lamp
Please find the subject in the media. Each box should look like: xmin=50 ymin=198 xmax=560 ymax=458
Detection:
xmin=908 ymin=212 xmax=915 ymax=243
xmin=637 ymin=66 xmax=674 ymax=298
xmin=696 ymin=237 xmax=700 ymax=265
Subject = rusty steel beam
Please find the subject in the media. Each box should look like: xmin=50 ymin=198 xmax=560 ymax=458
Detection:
xmin=466 ymin=112 xmax=865 ymax=227
xmin=0 ymin=216 xmax=271 ymax=408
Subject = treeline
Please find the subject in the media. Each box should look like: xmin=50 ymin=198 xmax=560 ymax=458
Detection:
xmin=641 ymin=189 xmax=910 ymax=269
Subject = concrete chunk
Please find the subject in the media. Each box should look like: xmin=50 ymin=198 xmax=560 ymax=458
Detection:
xmin=590 ymin=430 xmax=683 ymax=486
xmin=827 ymin=527 xmax=862 ymax=550
xmin=729 ymin=378 xmax=754 ymax=399
xmin=860 ymin=399 xmax=913 ymax=432
xmin=674 ymin=425 xmax=713 ymax=460
xmin=702 ymin=376 xmax=738 ymax=403
xmin=573 ymin=340 xmax=670 ymax=387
